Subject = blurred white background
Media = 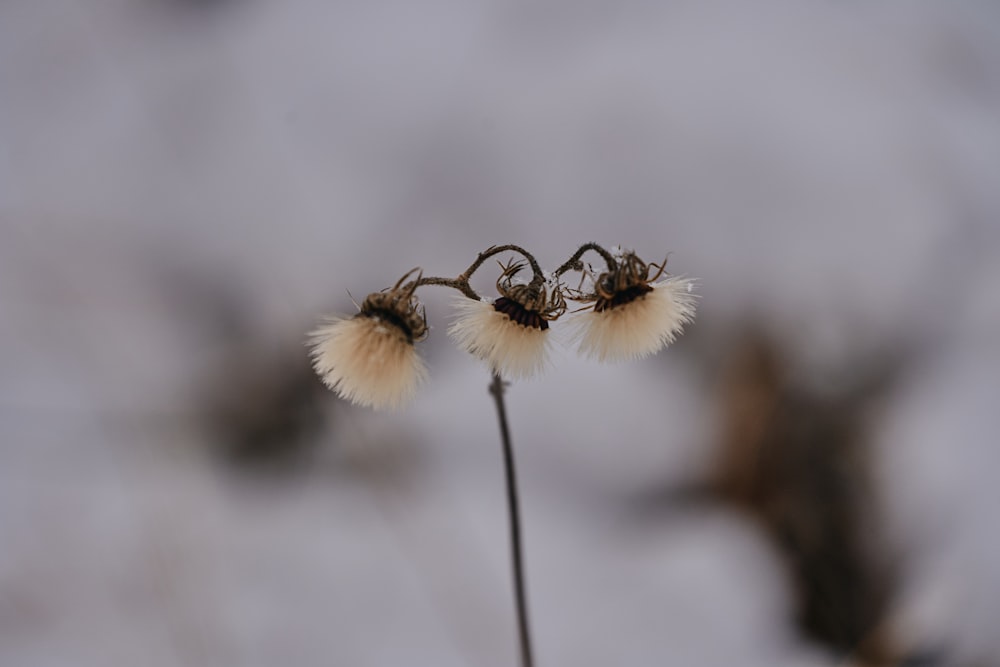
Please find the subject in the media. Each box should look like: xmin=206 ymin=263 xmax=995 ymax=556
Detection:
xmin=2 ymin=1 xmax=999 ymax=665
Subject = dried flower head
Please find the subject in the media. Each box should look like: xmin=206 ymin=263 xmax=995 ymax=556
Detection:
xmin=308 ymin=270 xmax=428 ymax=409
xmin=449 ymin=260 xmax=566 ymax=380
xmin=568 ymin=251 xmax=696 ymax=362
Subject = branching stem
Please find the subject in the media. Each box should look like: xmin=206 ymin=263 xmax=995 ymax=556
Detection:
xmin=408 ymin=245 xmax=547 ymax=302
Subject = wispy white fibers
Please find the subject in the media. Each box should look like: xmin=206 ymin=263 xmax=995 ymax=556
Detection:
xmin=449 ymin=298 xmax=550 ymax=380
xmin=309 ymin=315 xmax=427 ymax=409
xmin=569 ymin=278 xmax=697 ymax=362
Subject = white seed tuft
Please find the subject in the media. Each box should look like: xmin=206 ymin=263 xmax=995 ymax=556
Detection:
xmin=569 ymin=277 xmax=697 ymax=362
xmin=448 ymin=298 xmax=550 ymax=380
xmin=308 ymin=315 xmax=427 ymax=409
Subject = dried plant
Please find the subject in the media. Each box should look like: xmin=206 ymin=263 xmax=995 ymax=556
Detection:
xmin=308 ymin=243 xmax=698 ymax=666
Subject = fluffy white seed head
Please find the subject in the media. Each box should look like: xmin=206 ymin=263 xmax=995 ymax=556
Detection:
xmin=569 ymin=277 xmax=697 ymax=362
xmin=309 ymin=314 xmax=427 ymax=409
xmin=448 ymin=298 xmax=550 ymax=380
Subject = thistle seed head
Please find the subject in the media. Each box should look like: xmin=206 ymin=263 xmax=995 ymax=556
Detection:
xmin=568 ymin=251 xmax=697 ymax=362
xmin=448 ymin=260 xmax=563 ymax=380
xmin=308 ymin=270 xmax=429 ymax=409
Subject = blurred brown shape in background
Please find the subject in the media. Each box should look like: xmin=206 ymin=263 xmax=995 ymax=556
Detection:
xmin=711 ymin=328 xmax=908 ymax=666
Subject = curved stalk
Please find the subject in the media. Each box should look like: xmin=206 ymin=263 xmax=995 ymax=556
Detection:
xmin=408 ymin=245 xmax=548 ymax=302
xmin=460 ymin=245 xmax=545 ymax=287
xmin=552 ymin=243 xmax=618 ymax=279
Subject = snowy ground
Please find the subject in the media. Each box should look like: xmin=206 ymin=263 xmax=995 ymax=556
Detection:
xmin=2 ymin=1 xmax=999 ymax=665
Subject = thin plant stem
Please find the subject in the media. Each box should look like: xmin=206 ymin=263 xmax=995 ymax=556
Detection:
xmin=413 ymin=275 xmax=480 ymax=300
xmin=552 ymin=242 xmax=618 ymax=278
xmin=461 ymin=244 xmax=545 ymax=286
xmin=488 ymin=373 xmax=535 ymax=667
xmin=404 ymin=245 xmax=548 ymax=304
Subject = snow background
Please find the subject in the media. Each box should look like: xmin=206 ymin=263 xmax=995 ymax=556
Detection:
xmin=2 ymin=1 xmax=999 ymax=665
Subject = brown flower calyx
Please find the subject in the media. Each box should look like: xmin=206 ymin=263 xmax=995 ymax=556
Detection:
xmin=493 ymin=259 xmax=566 ymax=330
xmin=360 ymin=269 xmax=429 ymax=343
xmin=587 ymin=251 xmax=667 ymax=313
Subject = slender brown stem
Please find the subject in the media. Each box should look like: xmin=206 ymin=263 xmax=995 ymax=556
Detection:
xmin=552 ymin=242 xmax=618 ymax=278
xmin=406 ymin=246 xmax=548 ymax=303
xmin=488 ymin=373 xmax=535 ymax=667
xmin=413 ymin=275 xmax=480 ymax=300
